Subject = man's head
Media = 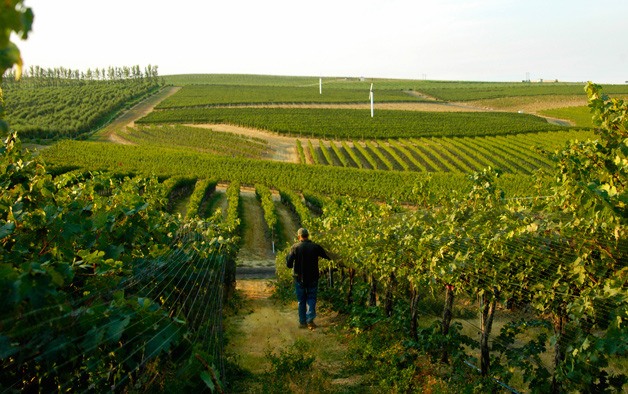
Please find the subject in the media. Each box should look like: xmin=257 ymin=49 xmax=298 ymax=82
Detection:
xmin=297 ymin=227 xmax=309 ymax=240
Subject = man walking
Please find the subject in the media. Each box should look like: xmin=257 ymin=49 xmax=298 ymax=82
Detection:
xmin=286 ymin=228 xmax=331 ymax=330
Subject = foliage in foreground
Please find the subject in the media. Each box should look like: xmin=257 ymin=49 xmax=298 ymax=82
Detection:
xmin=0 ymin=134 xmax=237 ymax=392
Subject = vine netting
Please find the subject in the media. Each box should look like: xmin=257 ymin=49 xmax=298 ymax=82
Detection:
xmin=0 ymin=133 xmax=237 ymax=392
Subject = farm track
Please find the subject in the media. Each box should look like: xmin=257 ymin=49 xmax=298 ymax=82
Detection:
xmin=226 ymin=279 xmax=361 ymax=393
xmin=235 ymin=189 xmax=276 ymax=270
xmin=186 ymin=123 xmax=299 ymax=163
xmin=172 ymin=181 xmax=354 ymax=391
xmin=95 ymin=86 xmax=181 ymax=144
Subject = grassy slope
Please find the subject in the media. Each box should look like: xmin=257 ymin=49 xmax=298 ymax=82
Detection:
xmin=538 ymin=106 xmax=593 ymax=127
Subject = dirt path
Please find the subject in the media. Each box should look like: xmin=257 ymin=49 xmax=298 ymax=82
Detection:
xmin=186 ymin=123 xmax=299 ymax=163
xmin=235 ymin=189 xmax=276 ymax=269
xmin=92 ymin=86 xmax=181 ymax=144
xmin=226 ymin=280 xmax=363 ymax=393
xmin=223 ymin=189 xmax=365 ymax=391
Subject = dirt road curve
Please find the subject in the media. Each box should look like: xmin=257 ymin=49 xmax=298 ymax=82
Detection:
xmin=187 ymin=123 xmax=299 ymax=163
xmin=94 ymin=86 xmax=181 ymax=144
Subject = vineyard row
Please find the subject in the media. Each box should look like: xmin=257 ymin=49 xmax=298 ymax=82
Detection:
xmin=155 ymin=84 xmax=429 ymax=109
xmin=298 ymin=129 xmax=594 ymax=174
xmin=40 ymin=140 xmax=549 ymax=202
xmin=138 ymin=107 xmax=566 ymax=139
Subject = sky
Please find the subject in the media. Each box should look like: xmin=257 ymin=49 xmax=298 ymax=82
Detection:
xmin=16 ymin=0 xmax=628 ymax=83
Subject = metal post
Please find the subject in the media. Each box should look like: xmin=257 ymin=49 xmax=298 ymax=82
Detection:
xmin=369 ymin=83 xmax=374 ymax=117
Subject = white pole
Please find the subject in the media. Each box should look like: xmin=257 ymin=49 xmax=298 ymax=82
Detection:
xmin=369 ymin=83 xmax=374 ymax=117
xmin=319 ymin=78 xmax=322 ymax=95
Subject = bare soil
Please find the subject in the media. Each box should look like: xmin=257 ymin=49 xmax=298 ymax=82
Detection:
xmin=226 ymin=280 xmax=362 ymax=392
xmin=230 ymin=280 xmax=343 ymax=374
xmin=93 ymin=86 xmax=181 ymax=144
xmin=186 ymin=123 xmax=299 ymax=163
xmin=236 ymin=189 xmax=276 ymax=268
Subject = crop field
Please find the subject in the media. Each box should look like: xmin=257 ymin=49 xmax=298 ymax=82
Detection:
xmin=410 ymin=80 xmax=628 ymax=101
xmin=138 ymin=107 xmax=566 ymax=138
xmin=155 ymin=85 xmax=429 ymax=108
xmin=158 ymin=74 xmax=621 ymax=99
xmin=163 ymin=73 xmax=321 ymax=86
xmin=303 ymin=129 xmax=595 ymax=174
xmin=122 ymin=124 xmax=270 ymax=159
xmin=2 ymin=71 xmax=161 ymax=139
xmin=40 ymin=140 xmax=548 ymax=200
xmin=163 ymin=74 xmax=431 ymax=89
xmin=4 ymin=65 xmax=626 ymax=393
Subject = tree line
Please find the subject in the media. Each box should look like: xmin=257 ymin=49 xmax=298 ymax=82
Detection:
xmin=2 ymin=64 xmax=161 ymax=87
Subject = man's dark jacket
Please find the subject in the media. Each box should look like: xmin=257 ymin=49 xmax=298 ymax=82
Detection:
xmin=286 ymin=239 xmax=330 ymax=286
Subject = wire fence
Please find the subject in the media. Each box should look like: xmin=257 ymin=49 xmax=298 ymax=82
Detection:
xmin=1 ymin=225 xmax=231 ymax=393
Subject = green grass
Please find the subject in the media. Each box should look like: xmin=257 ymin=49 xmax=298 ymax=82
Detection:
xmin=538 ymin=106 xmax=594 ymax=128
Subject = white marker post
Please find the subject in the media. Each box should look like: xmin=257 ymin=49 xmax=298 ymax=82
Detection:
xmin=319 ymin=78 xmax=322 ymax=95
xmin=369 ymin=83 xmax=374 ymax=117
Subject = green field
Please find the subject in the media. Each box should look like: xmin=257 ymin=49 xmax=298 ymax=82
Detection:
xmin=162 ymin=74 xmax=628 ymax=101
xmin=124 ymin=124 xmax=270 ymax=159
xmin=538 ymin=106 xmax=593 ymax=127
xmin=3 ymin=77 xmax=160 ymax=139
xmin=155 ymin=85 xmax=428 ymax=108
xmin=304 ymin=129 xmax=594 ymax=174
xmin=5 ymin=68 xmax=626 ymax=393
xmin=409 ymin=80 xmax=628 ymax=101
xmin=139 ymin=107 xmax=566 ymax=138
xmin=40 ymin=140 xmax=548 ymax=201
xmin=163 ymin=73 xmax=321 ymax=86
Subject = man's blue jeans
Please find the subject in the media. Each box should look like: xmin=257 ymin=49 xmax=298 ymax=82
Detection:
xmin=295 ymin=281 xmax=317 ymax=324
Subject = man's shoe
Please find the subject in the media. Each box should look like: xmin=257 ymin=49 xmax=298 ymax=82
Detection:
xmin=307 ymin=321 xmax=317 ymax=330
xmin=299 ymin=323 xmax=307 ymax=329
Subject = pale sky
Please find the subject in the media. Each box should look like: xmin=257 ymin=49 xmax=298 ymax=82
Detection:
xmin=16 ymin=0 xmax=628 ymax=83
